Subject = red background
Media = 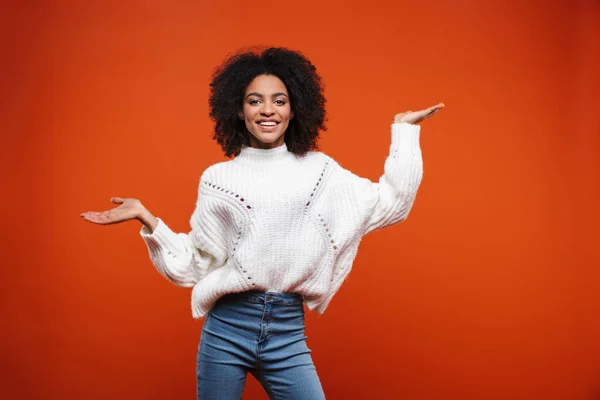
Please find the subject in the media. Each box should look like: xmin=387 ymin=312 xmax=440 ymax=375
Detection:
xmin=1 ymin=0 xmax=599 ymax=398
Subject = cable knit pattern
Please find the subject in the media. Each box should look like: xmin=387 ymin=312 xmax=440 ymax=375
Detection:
xmin=140 ymin=122 xmax=423 ymax=318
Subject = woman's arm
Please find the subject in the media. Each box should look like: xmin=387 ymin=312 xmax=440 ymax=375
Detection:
xmin=350 ymin=103 xmax=444 ymax=235
xmin=81 ymin=196 xmax=217 ymax=287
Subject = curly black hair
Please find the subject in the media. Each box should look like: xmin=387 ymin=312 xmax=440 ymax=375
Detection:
xmin=209 ymin=47 xmax=327 ymax=157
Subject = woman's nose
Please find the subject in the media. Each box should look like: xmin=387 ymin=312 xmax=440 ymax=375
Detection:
xmin=261 ymin=103 xmax=274 ymax=115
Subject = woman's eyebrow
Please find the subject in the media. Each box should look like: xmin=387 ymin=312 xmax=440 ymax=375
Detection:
xmin=246 ymin=92 xmax=289 ymax=99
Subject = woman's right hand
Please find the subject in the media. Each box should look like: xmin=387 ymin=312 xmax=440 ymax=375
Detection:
xmin=81 ymin=197 xmax=157 ymax=231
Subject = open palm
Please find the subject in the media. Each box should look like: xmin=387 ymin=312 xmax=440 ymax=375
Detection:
xmin=395 ymin=103 xmax=444 ymax=124
xmin=80 ymin=197 xmax=143 ymax=225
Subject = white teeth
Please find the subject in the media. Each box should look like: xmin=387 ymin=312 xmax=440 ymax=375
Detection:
xmin=258 ymin=121 xmax=277 ymax=126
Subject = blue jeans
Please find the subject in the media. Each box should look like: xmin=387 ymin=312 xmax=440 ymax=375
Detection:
xmin=196 ymin=291 xmax=326 ymax=399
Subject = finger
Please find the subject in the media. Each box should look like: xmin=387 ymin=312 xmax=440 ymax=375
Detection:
xmin=412 ymin=108 xmax=432 ymax=121
xmin=427 ymin=103 xmax=445 ymax=114
xmin=418 ymin=110 xmax=438 ymax=122
xmin=81 ymin=214 xmax=108 ymax=224
xmin=421 ymin=103 xmax=445 ymax=120
xmin=86 ymin=211 xmax=112 ymax=220
xmin=427 ymin=108 xmax=440 ymax=117
xmin=83 ymin=211 xmax=104 ymax=217
xmin=111 ymin=197 xmax=124 ymax=204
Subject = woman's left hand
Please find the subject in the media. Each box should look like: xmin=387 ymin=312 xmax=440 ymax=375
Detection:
xmin=394 ymin=103 xmax=445 ymax=124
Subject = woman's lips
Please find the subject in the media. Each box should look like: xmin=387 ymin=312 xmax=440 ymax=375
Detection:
xmin=256 ymin=121 xmax=279 ymax=131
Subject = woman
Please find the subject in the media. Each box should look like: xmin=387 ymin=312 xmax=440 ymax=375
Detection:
xmin=81 ymin=47 xmax=443 ymax=399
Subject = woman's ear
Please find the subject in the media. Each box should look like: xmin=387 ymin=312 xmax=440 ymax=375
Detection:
xmin=290 ymin=111 xmax=294 ymax=119
xmin=238 ymin=111 xmax=244 ymax=120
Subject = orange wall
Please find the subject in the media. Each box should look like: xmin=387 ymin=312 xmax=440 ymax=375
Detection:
xmin=2 ymin=1 xmax=599 ymax=399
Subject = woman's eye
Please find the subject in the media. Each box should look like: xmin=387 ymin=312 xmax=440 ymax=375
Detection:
xmin=275 ymin=100 xmax=286 ymax=105
xmin=249 ymin=100 xmax=260 ymax=105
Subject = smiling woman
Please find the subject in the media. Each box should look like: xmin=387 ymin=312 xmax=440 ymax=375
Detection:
xmin=80 ymin=46 xmax=442 ymax=399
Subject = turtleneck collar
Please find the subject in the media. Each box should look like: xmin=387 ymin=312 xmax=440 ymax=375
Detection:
xmin=235 ymin=142 xmax=292 ymax=163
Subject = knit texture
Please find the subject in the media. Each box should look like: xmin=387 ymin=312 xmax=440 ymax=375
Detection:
xmin=140 ymin=122 xmax=423 ymax=318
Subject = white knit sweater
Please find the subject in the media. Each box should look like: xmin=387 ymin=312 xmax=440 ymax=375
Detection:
xmin=140 ymin=122 xmax=423 ymax=318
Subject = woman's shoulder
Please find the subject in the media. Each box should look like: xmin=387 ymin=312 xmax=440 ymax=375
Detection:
xmin=301 ymin=149 xmax=338 ymax=166
xmin=311 ymin=150 xmax=366 ymax=185
xmin=198 ymin=159 xmax=237 ymax=185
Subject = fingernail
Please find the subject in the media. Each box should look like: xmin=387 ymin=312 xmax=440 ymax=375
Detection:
xmin=440 ymin=103 xmax=445 ymax=108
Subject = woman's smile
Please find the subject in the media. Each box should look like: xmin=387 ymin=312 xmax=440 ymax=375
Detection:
xmin=256 ymin=119 xmax=280 ymax=130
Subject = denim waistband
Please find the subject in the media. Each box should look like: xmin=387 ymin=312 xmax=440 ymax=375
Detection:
xmin=218 ymin=290 xmax=304 ymax=305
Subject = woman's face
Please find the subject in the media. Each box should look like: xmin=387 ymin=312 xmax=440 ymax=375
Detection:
xmin=240 ymin=74 xmax=293 ymax=149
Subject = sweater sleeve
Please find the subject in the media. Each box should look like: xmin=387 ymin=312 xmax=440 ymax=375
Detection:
xmin=352 ymin=122 xmax=424 ymax=235
xmin=139 ymin=217 xmax=218 ymax=287
xmin=139 ymin=178 xmax=226 ymax=287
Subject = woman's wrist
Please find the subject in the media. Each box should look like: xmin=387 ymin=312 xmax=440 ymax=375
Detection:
xmin=137 ymin=207 xmax=159 ymax=232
